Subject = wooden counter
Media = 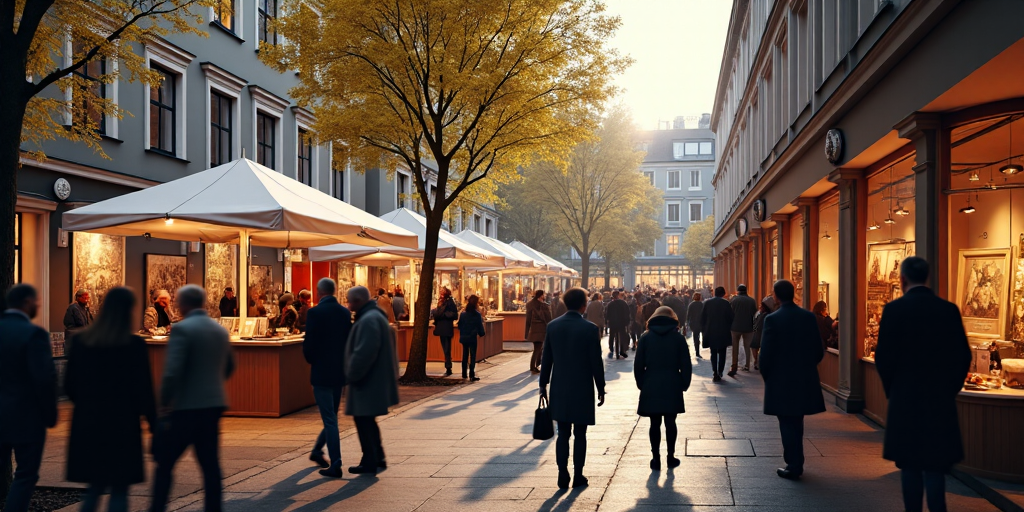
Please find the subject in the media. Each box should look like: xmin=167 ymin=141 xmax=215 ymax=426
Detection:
xmin=395 ymin=318 xmax=504 ymax=363
xmin=861 ymin=358 xmax=888 ymax=427
xmin=497 ymin=311 xmax=527 ymax=342
xmin=957 ymin=389 xmax=1024 ymax=482
xmin=818 ymin=349 xmax=839 ymax=394
xmin=146 ymin=339 xmax=314 ymax=418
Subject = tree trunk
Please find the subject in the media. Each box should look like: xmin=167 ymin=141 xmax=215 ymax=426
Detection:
xmin=400 ymin=210 xmax=444 ymax=382
xmin=604 ymin=259 xmax=611 ymax=289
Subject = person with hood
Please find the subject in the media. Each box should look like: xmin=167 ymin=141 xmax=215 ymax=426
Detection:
xmin=633 ymin=306 xmax=692 ymax=471
xmin=686 ymin=292 xmax=704 ymax=360
xmin=700 ymin=287 xmax=734 ymax=381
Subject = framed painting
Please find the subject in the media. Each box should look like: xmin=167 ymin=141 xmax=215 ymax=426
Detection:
xmin=817 ymin=282 xmax=829 ymax=307
xmin=204 ymin=243 xmax=238 ymax=317
xmin=72 ymin=232 xmax=125 ymax=310
xmin=1010 ymin=235 xmax=1024 ymax=343
xmin=957 ymin=248 xmax=1012 ymax=340
xmin=145 ymin=254 xmax=187 ymax=315
xmin=791 ymin=259 xmax=804 ymax=306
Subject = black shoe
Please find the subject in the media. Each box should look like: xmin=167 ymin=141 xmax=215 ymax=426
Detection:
xmin=348 ymin=465 xmax=378 ymax=475
xmin=470 ymin=377 xmax=480 ymax=382
xmin=696 ymin=354 xmax=704 ymax=360
xmin=742 ymin=366 xmax=750 ymax=372
xmin=777 ymin=467 xmax=802 ymax=480
xmin=667 ymin=456 xmax=680 ymax=468
xmin=310 ymin=452 xmax=329 ymax=468
xmin=608 ymin=352 xmax=615 ymax=359
xmin=650 ymin=457 xmax=661 ymax=471
xmin=713 ymin=374 xmax=722 ymax=382
xmin=727 ymin=369 xmax=738 ymax=377
xmin=754 ymin=364 xmax=759 ymax=370
xmin=444 ymin=370 xmax=453 ymax=377
xmin=319 ymin=465 xmax=343 ymax=478
xmin=620 ymin=352 xmax=628 ymax=359
xmin=462 ymin=374 xmax=468 ymax=379
xmin=378 ymin=460 xmax=387 ymax=470
xmin=530 ymin=368 xmax=540 ymax=374
xmin=572 ymin=475 xmax=589 ymax=488
xmin=557 ymin=468 xmax=570 ymax=489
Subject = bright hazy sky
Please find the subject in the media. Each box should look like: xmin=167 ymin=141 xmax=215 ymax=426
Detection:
xmin=602 ymin=0 xmax=733 ymax=131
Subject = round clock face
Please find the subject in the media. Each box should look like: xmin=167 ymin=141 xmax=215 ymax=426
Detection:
xmin=825 ymin=128 xmax=844 ymax=164
xmin=735 ymin=218 xmax=748 ymax=238
xmin=54 ymin=178 xmax=71 ymax=200
xmin=752 ymin=199 xmax=766 ymax=222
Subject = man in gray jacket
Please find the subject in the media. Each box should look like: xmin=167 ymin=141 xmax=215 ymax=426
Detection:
xmin=151 ymin=285 xmax=235 ymax=512
xmin=729 ymin=284 xmax=758 ymax=376
xmin=345 ymin=286 xmax=399 ymax=475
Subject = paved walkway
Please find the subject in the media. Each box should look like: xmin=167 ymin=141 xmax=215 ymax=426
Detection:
xmin=51 ymin=340 xmax=998 ymax=511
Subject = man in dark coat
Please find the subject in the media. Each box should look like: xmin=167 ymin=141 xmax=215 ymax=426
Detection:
xmin=729 ymin=284 xmax=758 ymax=376
xmin=700 ymin=287 xmax=734 ymax=381
xmin=759 ymin=279 xmax=825 ymax=480
xmin=0 ymin=285 xmax=57 ymax=512
xmin=604 ymin=290 xmax=631 ymax=359
xmin=344 ymin=286 xmax=400 ymax=475
xmin=525 ymin=290 xmax=552 ymax=374
xmin=303 ymin=278 xmax=352 ymax=477
xmin=875 ymin=257 xmax=971 ymax=512
xmin=662 ymin=291 xmax=686 ymax=331
xmin=432 ymin=288 xmax=458 ymax=376
xmin=550 ymin=292 xmax=568 ymax=319
xmin=680 ymin=292 xmax=693 ymax=336
xmin=539 ymin=287 xmax=606 ymax=490
xmin=63 ymin=289 xmax=93 ymax=342
xmin=625 ymin=293 xmax=640 ymax=350
xmin=217 ymin=287 xmax=237 ymax=318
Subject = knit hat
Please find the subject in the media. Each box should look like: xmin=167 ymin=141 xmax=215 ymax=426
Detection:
xmin=762 ymin=296 xmax=777 ymax=311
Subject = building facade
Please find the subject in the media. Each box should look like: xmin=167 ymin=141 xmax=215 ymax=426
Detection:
xmin=624 ymin=120 xmax=716 ymax=289
xmin=710 ymin=0 xmax=1024 ymax=481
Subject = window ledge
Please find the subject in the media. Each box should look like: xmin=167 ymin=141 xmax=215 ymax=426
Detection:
xmin=100 ymin=134 xmax=124 ymax=144
xmin=210 ymin=22 xmax=245 ymax=43
xmin=145 ymin=148 xmax=190 ymax=164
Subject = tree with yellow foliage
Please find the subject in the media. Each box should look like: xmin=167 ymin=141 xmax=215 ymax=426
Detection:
xmin=263 ymin=0 xmax=628 ymax=381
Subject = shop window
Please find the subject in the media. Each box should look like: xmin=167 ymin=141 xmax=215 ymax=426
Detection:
xmin=667 ymin=234 xmax=680 ymax=256
xmin=817 ymin=196 xmax=839 ymax=343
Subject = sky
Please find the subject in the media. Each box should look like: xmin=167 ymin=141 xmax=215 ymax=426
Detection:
xmin=601 ymin=0 xmax=734 ymax=131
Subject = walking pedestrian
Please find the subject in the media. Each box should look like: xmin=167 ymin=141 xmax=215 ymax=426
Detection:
xmin=539 ymin=287 xmax=606 ymax=489
xmin=680 ymin=292 xmax=693 ymax=337
xmin=0 ymin=285 xmax=57 ymax=512
xmin=759 ymin=280 xmax=826 ymax=480
xmin=432 ymin=288 xmax=458 ymax=376
xmin=217 ymin=287 xmax=237 ymax=318
xmin=700 ymin=287 xmax=734 ymax=381
xmin=729 ymin=284 xmax=758 ymax=376
xmin=875 ymin=257 xmax=971 ymax=512
xmin=392 ymin=288 xmax=408 ymax=321
xmin=302 ymin=278 xmax=351 ymax=478
xmin=459 ymin=295 xmax=487 ymax=381
xmin=662 ymin=291 xmax=686 ymax=331
xmin=344 ymin=286 xmax=400 ymax=475
xmin=376 ymin=288 xmax=396 ymax=324
xmin=626 ymin=293 xmax=640 ymax=350
xmin=65 ymin=287 xmax=156 ymax=512
xmin=550 ymin=291 xmax=567 ymax=319
xmin=750 ymin=296 xmax=775 ymax=371
xmin=63 ymin=289 xmax=93 ymax=342
xmin=812 ymin=301 xmax=837 ymax=350
xmin=639 ymin=292 xmax=661 ymax=330
xmin=686 ymin=292 xmax=704 ymax=360
xmin=525 ymin=290 xmax=552 ymax=374
xmin=150 ymin=285 xmax=235 ymax=512
xmin=143 ymin=289 xmax=177 ymax=334
xmin=634 ymin=306 xmax=692 ymax=471
xmin=605 ymin=290 xmax=630 ymax=359
xmin=584 ymin=293 xmax=606 ymax=355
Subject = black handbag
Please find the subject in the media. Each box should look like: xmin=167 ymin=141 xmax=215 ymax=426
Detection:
xmin=532 ymin=396 xmax=554 ymax=440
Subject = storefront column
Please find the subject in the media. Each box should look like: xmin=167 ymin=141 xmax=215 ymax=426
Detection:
xmin=749 ymin=227 xmax=762 ymax=299
xmin=771 ymin=214 xmax=788 ymax=283
xmin=828 ymin=168 xmax=867 ymax=413
xmin=798 ymin=199 xmax=819 ymax=309
xmin=895 ymin=112 xmax=949 ymax=294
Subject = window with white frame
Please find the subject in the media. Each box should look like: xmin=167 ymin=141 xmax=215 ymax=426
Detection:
xmin=485 ymin=218 xmax=493 ymax=237
xmin=203 ymin=63 xmax=245 ymax=169
xmin=71 ymin=43 xmax=106 ymax=135
xmin=667 ymin=170 xmax=681 ymax=190
xmin=256 ymin=112 xmax=276 ymax=169
xmin=149 ymin=66 xmax=176 ymax=154
xmin=249 ymin=85 xmax=288 ymax=172
xmin=689 ymin=202 xmax=703 ymax=222
xmin=644 ymin=171 xmax=654 ymax=186
xmin=297 ymin=128 xmax=312 ymax=185
xmin=145 ymin=40 xmax=192 ymax=159
xmin=258 ymin=0 xmax=276 ymax=45
xmin=666 ymin=202 xmax=681 ymax=224
xmin=689 ymin=169 xmax=701 ymax=191
xmin=213 ymin=0 xmax=236 ymax=33
xmin=699 ymin=142 xmax=713 ymax=155
xmin=474 ymin=214 xmax=481 ymax=232
xmin=667 ymin=235 xmax=681 ymax=256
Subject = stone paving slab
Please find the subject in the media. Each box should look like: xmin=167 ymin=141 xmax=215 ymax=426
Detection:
xmin=685 ymin=439 xmax=755 ymax=457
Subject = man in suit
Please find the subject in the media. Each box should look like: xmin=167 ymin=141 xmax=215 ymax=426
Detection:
xmin=0 ymin=285 xmax=57 ymax=512
xmin=62 ymin=289 xmax=93 ymax=341
xmin=344 ymin=286 xmax=400 ymax=475
xmin=759 ymin=279 xmax=826 ymax=480
xmin=303 ymin=278 xmax=352 ymax=477
xmin=700 ymin=287 xmax=734 ymax=381
xmin=875 ymin=257 xmax=971 ymax=512
xmin=151 ymin=285 xmax=235 ymax=512
xmin=729 ymin=284 xmax=758 ymax=376
xmin=539 ymin=287 xmax=606 ymax=490
xmin=604 ymin=290 xmax=630 ymax=359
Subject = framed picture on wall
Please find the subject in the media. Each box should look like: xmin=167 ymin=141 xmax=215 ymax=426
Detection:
xmin=791 ymin=259 xmax=804 ymax=307
xmin=817 ymin=282 xmax=829 ymax=307
xmin=204 ymin=243 xmax=237 ymax=318
xmin=72 ymin=232 xmax=125 ymax=310
xmin=145 ymin=254 xmax=187 ymax=317
xmin=957 ymin=248 xmax=1012 ymax=340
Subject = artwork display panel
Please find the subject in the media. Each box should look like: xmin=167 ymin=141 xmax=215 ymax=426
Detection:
xmin=1010 ymin=235 xmax=1024 ymax=343
xmin=72 ymin=232 xmax=125 ymax=310
xmin=248 ymin=265 xmax=277 ymax=317
xmin=792 ymin=260 xmax=804 ymax=307
xmin=145 ymin=254 xmax=187 ymax=318
xmin=205 ymin=243 xmax=237 ymax=318
xmin=863 ymin=242 xmax=912 ymax=360
xmin=957 ymin=248 xmax=1012 ymax=341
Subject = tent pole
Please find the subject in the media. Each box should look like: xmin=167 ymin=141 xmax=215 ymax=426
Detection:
xmin=497 ymin=271 xmax=504 ymax=312
xmin=460 ymin=266 xmax=466 ymax=309
xmin=408 ymin=258 xmax=417 ymax=324
xmin=238 ymin=229 xmax=249 ymax=327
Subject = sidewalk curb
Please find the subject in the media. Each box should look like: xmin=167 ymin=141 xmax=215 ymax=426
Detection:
xmin=952 ymin=468 xmax=1024 ymax=512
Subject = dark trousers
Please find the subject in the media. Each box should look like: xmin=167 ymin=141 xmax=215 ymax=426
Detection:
xmin=901 ymin=468 xmax=947 ymax=512
xmin=151 ymin=407 xmax=224 ymax=512
xmin=0 ymin=434 xmax=45 ymax=512
xmin=530 ymin=342 xmax=543 ymax=371
xmin=777 ymin=415 xmax=805 ymax=473
xmin=710 ymin=347 xmax=728 ymax=375
xmin=689 ymin=326 xmax=701 ymax=353
xmin=629 ymin=323 xmax=640 ymax=345
xmin=649 ymin=414 xmax=678 ymax=456
xmin=353 ymin=416 xmax=385 ymax=468
xmin=555 ymin=422 xmax=588 ymax=474
xmin=439 ymin=336 xmax=453 ymax=371
xmin=81 ymin=484 xmax=128 ymax=512
xmin=312 ymin=385 xmax=343 ymax=467
xmin=609 ymin=326 xmax=628 ymax=355
xmin=461 ymin=341 xmax=478 ymax=378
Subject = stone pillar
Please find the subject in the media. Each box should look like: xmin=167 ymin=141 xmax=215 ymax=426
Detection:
xmin=771 ymin=214 xmax=789 ymax=283
xmin=749 ymin=227 xmax=763 ymax=300
xmin=895 ymin=112 xmax=949 ymax=294
xmin=798 ymin=199 xmax=819 ymax=309
xmin=828 ymin=168 xmax=867 ymax=413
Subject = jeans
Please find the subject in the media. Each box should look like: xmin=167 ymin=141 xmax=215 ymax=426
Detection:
xmin=151 ymin=407 xmax=224 ymax=512
xmin=556 ymin=422 xmax=588 ymax=474
xmin=80 ymin=484 xmax=128 ymax=512
xmin=609 ymin=326 xmax=628 ymax=355
xmin=0 ymin=435 xmax=45 ymax=512
xmin=777 ymin=415 xmax=805 ymax=473
xmin=530 ymin=342 xmax=543 ymax=371
xmin=730 ymin=331 xmax=753 ymax=370
xmin=439 ymin=336 xmax=453 ymax=371
xmin=461 ymin=341 xmax=478 ymax=378
xmin=649 ymin=414 xmax=678 ymax=457
xmin=353 ymin=416 xmax=385 ymax=468
xmin=710 ymin=347 xmax=728 ymax=376
xmin=901 ymin=468 xmax=947 ymax=512
xmin=312 ymin=385 xmax=343 ymax=468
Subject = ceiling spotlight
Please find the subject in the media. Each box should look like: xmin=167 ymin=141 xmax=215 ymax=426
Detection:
xmin=821 ymin=232 xmax=832 ymax=240
xmin=884 ymin=215 xmax=896 ymax=225
xmin=893 ymin=203 xmax=910 ymax=216
xmin=960 ymin=204 xmax=976 ymax=214
xmin=1000 ymin=163 xmax=1023 ymax=175
xmin=164 ymin=215 xmax=174 ymax=226
xmin=968 ymin=171 xmax=980 ymax=181
xmin=867 ymin=222 xmax=881 ymax=231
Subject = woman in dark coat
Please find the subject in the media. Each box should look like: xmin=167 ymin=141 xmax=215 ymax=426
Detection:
xmin=634 ymin=306 xmax=693 ymax=471
xmin=432 ymin=287 xmax=458 ymax=376
xmin=65 ymin=287 xmax=156 ymax=512
xmin=750 ymin=296 xmax=776 ymax=371
xmin=275 ymin=293 xmax=299 ymax=333
xmin=812 ymin=301 xmax=837 ymax=349
xmin=458 ymin=295 xmax=487 ymax=381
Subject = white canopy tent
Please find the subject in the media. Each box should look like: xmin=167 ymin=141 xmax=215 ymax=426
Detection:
xmin=62 ymin=158 xmax=418 ymax=325
xmin=510 ymin=241 xmax=577 ymax=277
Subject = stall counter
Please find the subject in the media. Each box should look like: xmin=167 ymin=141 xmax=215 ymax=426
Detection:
xmin=497 ymin=311 xmax=527 ymax=342
xmin=395 ymin=317 xmax=504 ymax=363
xmin=146 ymin=338 xmax=314 ymax=418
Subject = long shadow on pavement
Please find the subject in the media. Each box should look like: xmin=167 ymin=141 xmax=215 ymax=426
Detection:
xmin=407 ymin=372 xmax=537 ymax=421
